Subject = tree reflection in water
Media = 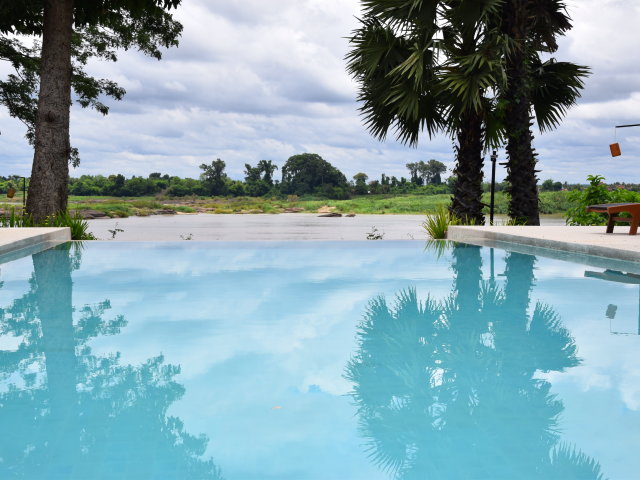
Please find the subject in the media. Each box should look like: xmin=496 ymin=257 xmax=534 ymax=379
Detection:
xmin=0 ymin=244 xmax=223 ymax=479
xmin=347 ymin=244 xmax=605 ymax=479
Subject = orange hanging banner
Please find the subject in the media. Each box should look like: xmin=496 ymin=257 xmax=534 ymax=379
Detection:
xmin=6 ymin=188 xmax=15 ymax=198
xmin=610 ymin=143 xmax=621 ymax=157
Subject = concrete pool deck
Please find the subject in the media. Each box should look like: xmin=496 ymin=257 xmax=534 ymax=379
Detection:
xmin=0 ymin=227 xmax=70 ymax=258
xmin=2 ymin=219 xmax=638 ymax=266
xmin=448 ymin=225 xmax=640 ymax=263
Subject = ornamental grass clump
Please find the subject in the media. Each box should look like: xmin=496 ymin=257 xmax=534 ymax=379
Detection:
xmin=423 ymin=205 xmax=462 ymax=239
xmin=1 ymin=208 xmax=96 ymax=240
xmin=42 ymin=211 xmax=97 ymax=240
xmin=0 ymin=208 xmax=34 ymax=227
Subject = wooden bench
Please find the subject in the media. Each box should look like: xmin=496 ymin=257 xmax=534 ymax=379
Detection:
xmin=586 ymin=203 xmax=640 ymax=235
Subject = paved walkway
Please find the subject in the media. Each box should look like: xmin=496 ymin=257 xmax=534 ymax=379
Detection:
xmin=448 ymin=225 xmax=640 ymax=263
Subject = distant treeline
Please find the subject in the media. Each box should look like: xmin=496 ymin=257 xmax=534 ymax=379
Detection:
xmin=1 ymin=153 xmax=450 ymax=199
xmin=2 ymin=153 xmax=638 ymax=199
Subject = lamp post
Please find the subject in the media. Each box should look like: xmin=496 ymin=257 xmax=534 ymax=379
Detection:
xmin=21 ymin=176 xmax=26 ymax=210
xmin=489 ymin=151 xmax=497 ymax=225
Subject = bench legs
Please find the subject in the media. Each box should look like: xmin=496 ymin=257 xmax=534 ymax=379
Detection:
xmin=606 ymin=214 xmax=639 ymax=234
xmin=588 ymin=204 xmax=640 ymax=235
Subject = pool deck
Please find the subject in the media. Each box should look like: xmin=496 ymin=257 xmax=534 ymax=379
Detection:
xmin=448 ymin=226 xmax=640 ymax=263
xmin=0 ymin=228 xmax=71 ymax=257
xmin=1 ymin=223 xmax=639 ymax=266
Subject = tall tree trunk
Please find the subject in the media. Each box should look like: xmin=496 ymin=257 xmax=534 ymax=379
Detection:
xmin=450 ymin=111 xmax=485 ymax=224
xmin=26 ymin=0 xmax=74 ymax=222
xmin=34 ymin=246 xmax=79 ymax=474
xmin=502 ymin=0 xmax=540 ymax=226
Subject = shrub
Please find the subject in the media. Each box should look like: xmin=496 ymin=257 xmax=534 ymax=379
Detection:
xmin=1 ymin=209 xmax=96 ymax=240
xmin=565 ymin=175 xmax=640 ymax=225
xmin=41 ymin=211 xmax=97 ymax=240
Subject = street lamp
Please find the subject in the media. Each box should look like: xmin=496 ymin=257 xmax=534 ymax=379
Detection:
xmin=489 ymin=151 xmax=497 ymax=225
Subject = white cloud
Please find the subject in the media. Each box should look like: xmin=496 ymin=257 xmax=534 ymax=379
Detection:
xmin=0 ymin=0 xmax=638 ymax=182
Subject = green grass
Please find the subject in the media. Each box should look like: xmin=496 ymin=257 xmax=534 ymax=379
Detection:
xmin=173 ymin=205 xmax=196 ymax=213
xmin=296 ymin=194 xmax=452 ymax=214
xmin=2 ymin=191 xmax=573 ymax=218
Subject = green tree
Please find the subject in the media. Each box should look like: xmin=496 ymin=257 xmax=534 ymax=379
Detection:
xmin=405 ymin=162 xmax=421 ymax=185
xmin=244 ymin=163 xmax=269 ymax=197
xmin=200 ymin=159 xmax=228 ymax=196
xmin=353 ymin=172 xmax=368 ymax=195
xmin=257 ymin=159 xmax=278 ymax=185
xmin=280 ymin=153 xmax=348 ymax=196
xmin=541 ymin=179 xmax=555 ymax=192
xmin=108 ymin=173 xmax=126 ymax=196
xmin=0 ymin=0 xmax=182 ymax=221
xmin=424 ymin=159 xmax=447 ymax=185
xmin=0 ymin=244 xmax=222 ymax=478
xmin=244 ymin=163 xmax=262 ymax=183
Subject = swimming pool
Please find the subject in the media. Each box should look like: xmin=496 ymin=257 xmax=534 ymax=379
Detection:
xmin=0 ymin=240 xmax=638 ymax=479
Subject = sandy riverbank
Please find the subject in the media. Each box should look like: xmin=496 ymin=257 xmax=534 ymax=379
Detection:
xmin=86 ymin=213 xmax=566 ymax=241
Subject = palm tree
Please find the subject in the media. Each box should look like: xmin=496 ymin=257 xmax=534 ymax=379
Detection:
xmin=346 ymin=244 xmax=603 ymax=478
xmin=438 ymin=5 xmax=504 ymax=222
xmin=347 ymin=0 xmax=588 ymax=225
xmin=346 ymin=1 xmax=503 ymax=223
xmin=498 ymin=0 xmax=589 ymax=225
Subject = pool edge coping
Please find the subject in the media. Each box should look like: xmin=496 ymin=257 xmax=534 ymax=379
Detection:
xmin=0 ymin=228 xmax=71 ymax=258
xmin=447 ymin=226 xmax=640 ymax=263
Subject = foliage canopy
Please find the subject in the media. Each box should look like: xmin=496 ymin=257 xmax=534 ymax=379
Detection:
xmin=281 ymin=153 xmax=349 ymax=197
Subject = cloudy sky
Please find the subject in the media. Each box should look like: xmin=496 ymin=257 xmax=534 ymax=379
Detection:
xmin=1 ymin=0 xmax=639 ymax=183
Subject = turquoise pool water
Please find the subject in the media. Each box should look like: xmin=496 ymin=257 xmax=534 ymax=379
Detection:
xmin=0 ymin=241 xmax=638 ymax=479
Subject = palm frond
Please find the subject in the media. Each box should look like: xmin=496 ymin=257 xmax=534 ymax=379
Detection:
xmin=530 ymin=56 xmax=590 ymax=132
xmin=550 ymin=443 xmax=606 ymax=480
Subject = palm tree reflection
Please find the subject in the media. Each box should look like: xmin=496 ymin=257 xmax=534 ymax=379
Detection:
xmin=347 ymin=245 xmax=604 ymax=479
xmin=0 ymin=244 xmax=223 ymax=479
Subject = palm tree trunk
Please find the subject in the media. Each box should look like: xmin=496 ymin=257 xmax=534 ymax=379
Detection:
xmin=450 ymin=111 xmax=485 ymax=224
xmin=502 ymin=0 xmax=540 ymax=226
xmin=502 ymin=251 xmax=536 ymax=317
xmin=26 ymin=0 xmax=74 ymax=222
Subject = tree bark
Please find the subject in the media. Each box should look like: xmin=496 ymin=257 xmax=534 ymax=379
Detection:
xmin=26 ymin=0 xmax=74 ymax=222
xmin=33 ymin=246 xmax=79 ymax=473
xmin=450 ymin=111 xmax=485 ymax=224
xmin=502 ymin=0 xmax=540 ymax=226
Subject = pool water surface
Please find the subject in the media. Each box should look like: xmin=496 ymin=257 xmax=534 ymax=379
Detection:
xmin=0 ymin=241 xmax=638 ymax=479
